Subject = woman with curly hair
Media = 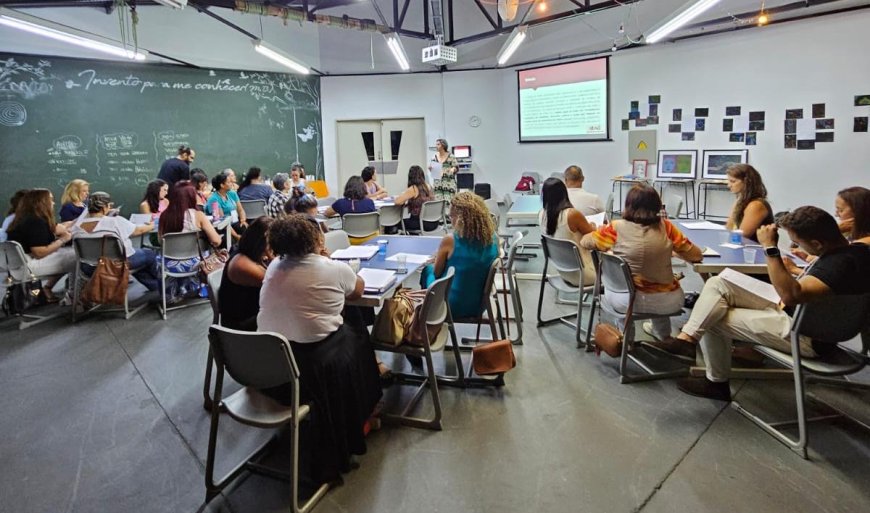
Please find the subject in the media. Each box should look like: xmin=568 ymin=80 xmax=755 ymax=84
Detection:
xmin=257 ymin=214 xmax=382 ymax=484
xmin=724 ymin=164 xmax=774 ymax=241
xmin=420 ymin=191 xmax=499 ymax=318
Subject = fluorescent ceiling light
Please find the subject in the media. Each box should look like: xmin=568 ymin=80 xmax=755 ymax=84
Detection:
xmin=152 ymin=0 xmax=187 ymax=8
xmin=385 ymin=33 xmax=410 ymax=71
xmin=252 ymin=39 xmax=310 ymax=75
xmin=497 ymin=25 xmax=527 ymax=66
xmin=0 ymin=11 xmax=146 ymax=60
xmin=645 ymin=0 xmax=721 ymax=44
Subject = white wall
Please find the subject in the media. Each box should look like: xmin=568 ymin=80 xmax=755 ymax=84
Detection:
xmin=322 ymin=11 xmax=870 ymax=214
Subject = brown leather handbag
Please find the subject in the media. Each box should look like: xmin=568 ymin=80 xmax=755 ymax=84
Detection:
xmin=81 ymin=237 xmax=130 ymax=306
xmin=593 ymin=298 xmax=634 ymax=358
xmin=372 ymin=287 xmax=417 ymax=346
xmin=197 ymin=246 xmax=229 ymax=282
xmin=472 ymin=339 xmax=517 ymax=375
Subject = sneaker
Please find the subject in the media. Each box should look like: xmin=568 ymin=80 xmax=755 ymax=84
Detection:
xmin=677 ymin=377 xmax=731 ymax=401
xmin=645 ymin=336 xmax=696 ymax=363
xmin=641 ymin=321 xmax=659 ymax=341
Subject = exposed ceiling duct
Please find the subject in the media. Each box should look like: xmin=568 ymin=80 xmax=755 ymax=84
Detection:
xmin=430 ymin=0 xmax=443 ymax=37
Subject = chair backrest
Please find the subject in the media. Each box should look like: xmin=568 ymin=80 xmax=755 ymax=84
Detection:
xmin=0 ymin=240 xmax=30 ymax=274
xmin=502 ymin=193 xmax=514 ymax=211
xmin=541 ymin=235 xmax=583 ymax=274
xmin=207 ymin=268 xmax=223 ymax=325
xmin=324 ymin=230 xmax=350 ymax=254
xmin=604 ymin=193 xmax=614 ymax=219
xmin=308 ymin=180 xmax=329 ymax=198
xmin=465 ymin=258 xmax=500 ymax=319
xmin=161 ymin=231 xmax=203 ymax=260
xmin=240 ymin=199 xmax=267 ymax=219
xmin=665 ymin=195 xmax=683 ymax=219
xmin=505 ymin=231 xmax=525 ymax=272
xmin=420 ymin=200 xmax=446 ymax=223
xmin=595 ymin=251 xmax=634 ymax=295
xmin=418 ymin=267 xmax=455 ymax=329
xmin=378 ymin=205 xmax=404 ymax=227
xmin=792 ymin=293 xmax=870 ymax=344
xmin=484 ymin=198 xmax=500 ymax=217
xmin=73 ymin=235 xmax=126 ymax=265
xmin=342 ymin=212 xmax=380 ymax=238
xmin=208 ymin=325 xmax=300 ymax=390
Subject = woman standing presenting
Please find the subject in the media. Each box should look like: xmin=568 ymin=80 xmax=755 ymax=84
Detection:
xmin=430 ymin=138 xmax=458 ymax=203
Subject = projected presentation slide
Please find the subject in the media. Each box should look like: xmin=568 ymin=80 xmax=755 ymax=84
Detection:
xmin=518 ymin=57 xmax=610 ymax=142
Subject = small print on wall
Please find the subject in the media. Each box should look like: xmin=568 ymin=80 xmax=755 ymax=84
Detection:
xmin=656 ymin=150 xmax=697 ymax=179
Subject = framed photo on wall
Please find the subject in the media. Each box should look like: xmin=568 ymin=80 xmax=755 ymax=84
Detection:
xmin=701 ymin=149 xmax=748 ymax=179
xmin=631 ymin=159 xmax=648 ymax=177
xmin=656 ymin=150 xmax=698 ymax=179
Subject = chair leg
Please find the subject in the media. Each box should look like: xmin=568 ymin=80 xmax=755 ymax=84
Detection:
xmin=203 ymin=347 xmax=215 ymax=411
xmin=160 ymin=260 xmax=168 ymax=320
xmin=536 ymin=267 xmax=548 ymax=325
xmin=71 ymin=266 xmax=80 ymax=323
xmin=793 ymin=361 xmax=809 ymax=459
xmin=574 ymin=294 xmax=584 ymax=349
xmin=584 ymin=294 xmax=598 ymax=352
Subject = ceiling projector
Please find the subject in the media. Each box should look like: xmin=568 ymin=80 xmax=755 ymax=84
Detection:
xmin=422 ymin=41 xmax=457 ymax=66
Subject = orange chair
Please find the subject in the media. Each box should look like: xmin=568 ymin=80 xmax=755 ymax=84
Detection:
xmin=308 ymin=180 xmax=329 ymax=198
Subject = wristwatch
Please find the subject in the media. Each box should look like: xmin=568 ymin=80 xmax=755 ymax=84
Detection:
xmin=764 ymin=246 xmax=781 ymax=257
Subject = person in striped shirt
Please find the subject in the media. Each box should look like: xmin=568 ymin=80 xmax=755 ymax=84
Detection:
xmin=581 ymin=184 xmax=703 ymax=341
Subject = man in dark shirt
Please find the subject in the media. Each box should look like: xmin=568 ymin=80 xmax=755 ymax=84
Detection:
xmin=157 ymin=145 xmax=195 ymax=187
xmin=652 ymin=206 xmax=870 ymax=401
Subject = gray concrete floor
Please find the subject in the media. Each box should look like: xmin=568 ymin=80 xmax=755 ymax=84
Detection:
xmin=2 ymin=270 xmax=869 ymax=513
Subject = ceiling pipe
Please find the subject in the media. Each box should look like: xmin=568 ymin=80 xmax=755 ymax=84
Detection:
xmin=234 ymin=0 xmax=390 ymax=35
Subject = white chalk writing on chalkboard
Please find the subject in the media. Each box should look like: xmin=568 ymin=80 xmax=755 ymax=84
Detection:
xmin=0 ymin=58 xmax=56 ymax=100
xmin=46 ymin=135 xmax=89 ymax=176
xmin=154 ymin=131 xmax=191 ymax=162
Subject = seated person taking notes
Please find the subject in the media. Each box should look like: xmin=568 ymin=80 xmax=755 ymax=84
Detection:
xmin=652 ymin=207 xmax=870 ymax=401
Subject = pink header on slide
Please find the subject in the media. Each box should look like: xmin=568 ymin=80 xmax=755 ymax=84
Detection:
xmin=519 ymin=58 xmax=607 ymax=90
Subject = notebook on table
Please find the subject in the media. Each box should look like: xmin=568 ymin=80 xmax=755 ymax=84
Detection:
xmin=358 ymin=268 xmax=396 ymax=294
xmin=331 ymin=246 xmax=379 ymax=260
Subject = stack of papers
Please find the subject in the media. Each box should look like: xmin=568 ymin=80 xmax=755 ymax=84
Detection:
xmin=702 ymin=246 xmax=720 ymax=257
xmin=587 ymin=212 xmax=606 ymax=226
xmin=129 ymin=213 xmax=153 ymax=225
xmin=719 ymin=268 xmax=780 ymax=305
xmin=681 ymin=221 xmax=726 ymax=230
xmin=358 ymin=268 xmax=396 ymax=293
xmin=385 ymin=253 xmax=431 ymax=265
xmin=331 ymin=246 xmax=379 ymax=260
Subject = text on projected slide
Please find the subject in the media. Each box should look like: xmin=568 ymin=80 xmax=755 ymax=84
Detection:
xmin=518 ymin=57 xmax=609 ymax=142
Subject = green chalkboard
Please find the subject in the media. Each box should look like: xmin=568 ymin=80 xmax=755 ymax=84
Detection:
xmin=0 ymin=53 xmax=322 ymax=214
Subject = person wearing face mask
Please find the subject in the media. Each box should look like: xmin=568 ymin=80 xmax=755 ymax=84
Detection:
xmin=157 ymin=145 xmax=196 ymax=187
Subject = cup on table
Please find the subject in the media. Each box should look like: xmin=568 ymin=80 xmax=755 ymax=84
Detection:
xmin=377 ymin=239 xmax=388 ymax=256
xmin=348 ymin=258 xmax=361 ymax=273
xmin=742 ymin=248 xmax=758 ymax=264
xmin=396 ymin=254 xmax=408 ymax=274
xmin=730 ymin=229 xmax=743 ymax=245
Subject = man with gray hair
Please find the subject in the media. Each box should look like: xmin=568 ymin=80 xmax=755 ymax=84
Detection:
xmin=266 ymin=172 xmax=291 ymax=218
xmin=564 ymin=165 xmax=603 ymax=216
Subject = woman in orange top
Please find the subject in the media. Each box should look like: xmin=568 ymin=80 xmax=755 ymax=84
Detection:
xmin=581 ymin=185 xmax=702 ymax=341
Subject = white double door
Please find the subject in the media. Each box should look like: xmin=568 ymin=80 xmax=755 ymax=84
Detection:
xmin=335 ymin=118 xmax=427 ymax=195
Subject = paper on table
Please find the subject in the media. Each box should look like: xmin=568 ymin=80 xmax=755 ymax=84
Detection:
xmin=719 ymin=268 xmax=781 ymax=305
xmin=796 ymin=118 xmax=815 ymax=140
xmin=720 ymin=243 xmax=743 ymax=249
xmin=331 ymin=246 xmax=379 ymax=260
xmin=386 ymin=253 xmax=431 ymax=264
xmin=129 ymin=213 xmax=152 ymax=225
xmin=358 ymin=268 xmax=396 ymax=293
xmin=702 ymin=246 xmax=720 ymax=257
xmin=587 ymin=212 xmax=606 ymax=226
xmin=681 ymin=221 xmax=727 ymax=230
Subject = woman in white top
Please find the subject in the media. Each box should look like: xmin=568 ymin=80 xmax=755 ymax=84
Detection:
xmin=158 ymin=181 xmax=222 ymax=302
xmin=71 ymin=192 xmax=161 ymax=292
xmin=257 ymin=214 xmax=382 ymax=484
xmin=538 ymin=177 xmax=597 ymax=287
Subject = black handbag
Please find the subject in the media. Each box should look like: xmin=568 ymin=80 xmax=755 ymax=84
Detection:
xmin=2 ymin=277 xmax=44 ymax=316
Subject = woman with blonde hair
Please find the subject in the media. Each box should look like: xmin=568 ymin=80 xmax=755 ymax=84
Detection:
xmin=420 ymin=191 xmax=499 ymax=318
xmin=725 ymin=164 xmax=774 ymax=241
xmin=59 ymin=179 xmax=89 ymax=222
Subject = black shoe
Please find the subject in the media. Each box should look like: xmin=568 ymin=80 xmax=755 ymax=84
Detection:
xmin=646 ymin=336 xmax=696 ymax=363
xmin=677 ymin=377 xmax=731 ymax=401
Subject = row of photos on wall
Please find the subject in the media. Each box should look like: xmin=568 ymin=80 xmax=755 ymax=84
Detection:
xmin=621 ymin=94 xmax=870 ymax=181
